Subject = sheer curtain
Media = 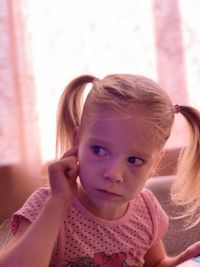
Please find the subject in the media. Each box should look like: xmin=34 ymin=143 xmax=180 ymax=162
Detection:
xmin=0 ymin=0 xmax=41 ymax=175
xmin=1 ymin=0 xmax=200 ymax=175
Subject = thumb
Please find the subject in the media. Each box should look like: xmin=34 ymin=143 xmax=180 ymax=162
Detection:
xmin=61 ymin=147 xmax=78 ymax=159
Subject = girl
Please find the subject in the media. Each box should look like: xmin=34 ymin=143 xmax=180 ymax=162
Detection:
xmin=0 ymin=74 xmax=200 ymax=267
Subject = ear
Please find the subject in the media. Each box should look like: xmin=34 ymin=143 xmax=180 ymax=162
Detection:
xmin=72 ymin=127 xmax=80 ymax=147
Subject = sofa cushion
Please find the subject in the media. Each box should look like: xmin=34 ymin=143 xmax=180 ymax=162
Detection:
xmin=146 ymin=175 xmax=200 ymax=256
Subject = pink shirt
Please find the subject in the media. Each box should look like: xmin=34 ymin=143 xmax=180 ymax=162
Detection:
xmin=11 ymin=187 xmax=168 ymax=267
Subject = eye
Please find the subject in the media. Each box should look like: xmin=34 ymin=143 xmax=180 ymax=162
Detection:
xmin=91 ymin=145 xmax=107 ymax=156
xmin=127 ymin=156 xmax=144 ymax=166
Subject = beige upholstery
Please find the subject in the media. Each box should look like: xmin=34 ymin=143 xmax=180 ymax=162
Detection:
xmin=146 ymin=175 xmax=200 ymax=256
xmin=0 ymin=219 xmax=12 ymax=252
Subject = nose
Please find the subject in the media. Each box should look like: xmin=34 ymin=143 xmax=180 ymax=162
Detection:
xmin=103 ymin=159 xmax=124 ymax=183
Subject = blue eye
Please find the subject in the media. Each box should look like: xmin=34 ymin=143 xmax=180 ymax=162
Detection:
xmin=128 ymin=156 xmax=144 ymax=166
xmin=91 ymin=145 xmax=107 ymax=156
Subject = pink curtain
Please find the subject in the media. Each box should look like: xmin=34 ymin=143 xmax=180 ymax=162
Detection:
xmin=0 ymin=0 xmax=41 ymax=174
xmin=153 ymin=0 xmax=188 ymax=103
xmin=1 ymin=0 xmax=197 ymax=171
xmin=153 ymin=0 xmax=189 ymax=148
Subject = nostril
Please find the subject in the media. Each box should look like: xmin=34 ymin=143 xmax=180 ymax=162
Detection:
xmin=103 ymin=160 xmax=124 ymax=182
xmin=103 ymin=172 xmax=123 ymax=183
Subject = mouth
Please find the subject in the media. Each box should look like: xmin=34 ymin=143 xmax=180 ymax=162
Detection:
xmin=96 ymin=189 xmax=122 ymax=198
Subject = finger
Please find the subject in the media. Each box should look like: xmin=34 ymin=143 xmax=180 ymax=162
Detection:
xmin=62 ymin=157 xmax=79 ymax=188
xmin=49 ymin=156 xmax=77 ymax=176
xmin=48 ymin=156 xmax=79 ymax=191
xmin=63 ymin=157 xmax=79 ymax=180
xmin=61 ymin=147 xmax=78 ymax=159
xmin=178 ymin=242 xmax=200 ymax=264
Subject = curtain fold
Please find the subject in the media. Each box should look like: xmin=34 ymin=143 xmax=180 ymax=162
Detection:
xmin=1 ymin=0 xmax=199 ymax=171
xmin=152 ymin=0 xmax=189 ymax=148
xmin=0 ymin=0 xmax=41 ymax=174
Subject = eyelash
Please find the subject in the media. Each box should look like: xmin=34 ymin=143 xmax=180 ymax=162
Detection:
xmin=127 ymin=156 xmax=144 ymax=166
xmin=91 ymin=145 xmax=107 ymax=156
xmin=91 ymin=145 xmax=144 ymax=166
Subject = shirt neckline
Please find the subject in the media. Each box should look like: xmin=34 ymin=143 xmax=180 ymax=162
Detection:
xmin=73 ymin=195 xmax=138 ymax=226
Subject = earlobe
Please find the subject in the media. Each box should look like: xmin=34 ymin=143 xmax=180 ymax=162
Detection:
xmin=73 ymin=127 xmax=80 ymax=147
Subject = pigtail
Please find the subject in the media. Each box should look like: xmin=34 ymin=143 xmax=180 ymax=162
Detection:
xmin=171 ymin=105 xmax=200 ymax=227
xmin=56 ymin=75 xmax=96 ymax=158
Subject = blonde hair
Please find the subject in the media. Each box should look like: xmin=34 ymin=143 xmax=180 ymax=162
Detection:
xmin=56 ymin=74 xmax=200 ymax=226
xmin=171 ymin=106 xmax=200 ymax=227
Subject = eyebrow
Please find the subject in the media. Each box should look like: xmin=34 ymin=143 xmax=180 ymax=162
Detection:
xmin=88 ymin=138 xmax=152 ymax=159
xmin=88 ymin=137 xmax=109 ymax=146
xmin=129 ymin=151 xmax=151 ymax=160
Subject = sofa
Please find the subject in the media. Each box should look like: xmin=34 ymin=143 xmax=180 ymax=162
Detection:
xmin=146 ymin=175 xmax=200 ymax=256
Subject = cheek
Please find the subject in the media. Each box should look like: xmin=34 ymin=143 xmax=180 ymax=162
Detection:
xmin=128 ymin=165 xmax=148 ymax=178
xmin=78 ymin=143 xmax=101 ymax=169
xmin=138 ymin=160 xmax=156 ymax=176
xmin=78 ymin=143 xmax=88 ymax=164
xmin=126 ymin=168 xmax=150 ymax=189
xmin=126 ymin=176 xmax=147 ymax=198
xmin=78 ymin=147 xmax=97 ymax=176
xmin=78 ymin=148 xmax=92 ymax=168
xmin=127 ymin=174 xmax=147 ymax=188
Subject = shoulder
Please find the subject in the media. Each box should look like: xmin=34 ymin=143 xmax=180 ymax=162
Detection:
xmin=131 ymin=188 xmax=169 ymax=244
xmin=131 ymin=188 xmax=163 ymax=211
xmin=18 ymin=186 xmax=50 ymax=213
xmin=139 ymin=188 xmax=168 ymax=220
xmin=128 ymin=188 xmax=168 ymax=223
xmin=19 ymin=187 xmax=51 ymax=210
xmin=29 ymin=187 xmax=50 ymax=198
xmin=140 ymin=188 xmax=161 ymax=207
xmin=11 ymin=187 xmax=51 ymax=234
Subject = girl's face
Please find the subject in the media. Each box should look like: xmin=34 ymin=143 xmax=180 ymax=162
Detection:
xmin=76 ymin=106 xmax=162 ymax=220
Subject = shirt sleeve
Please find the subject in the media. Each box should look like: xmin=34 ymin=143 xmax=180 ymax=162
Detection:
xmin=141 ymin=188 xmax=169 ymax=246
xmin=11 ymin=187 xmax=50 ymax=235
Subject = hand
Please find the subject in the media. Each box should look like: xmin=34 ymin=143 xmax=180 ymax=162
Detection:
xmin=176 ymin=241 xmax=200 ymax=265
xmin=48 ymin=147 xmax=79 ymax=204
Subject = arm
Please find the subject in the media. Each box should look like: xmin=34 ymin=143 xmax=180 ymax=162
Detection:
xmin=0 ymin=196 xmax=68 ymax=267
xmin=0 ymin=148 xmax=78 ymax=267
xmin=144 ymin=241 xmax=167 ymax=267
xmin=144 ymin=240 xmax=200 ymax=267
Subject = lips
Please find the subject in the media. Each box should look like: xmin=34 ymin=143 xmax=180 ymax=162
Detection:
xmin=97 ymin=189 xmax=121 ymax=198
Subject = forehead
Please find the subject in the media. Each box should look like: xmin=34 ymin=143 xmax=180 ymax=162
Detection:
xmin=83 ymin=105 xmax=149 ymax=129
xmin=81 ymin=106 xmax=157 ymax=153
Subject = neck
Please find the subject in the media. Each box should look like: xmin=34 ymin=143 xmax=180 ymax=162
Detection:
xmin=77 ymin=186 xmax=128 ymax=220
